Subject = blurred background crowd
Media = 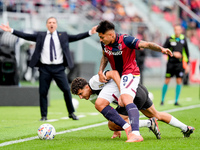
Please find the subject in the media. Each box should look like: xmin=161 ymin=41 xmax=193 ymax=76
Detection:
xmin=0 ymin=0 xmax=199 ymax=48
xmin=0 ymin=0 xmax=199 ymax=86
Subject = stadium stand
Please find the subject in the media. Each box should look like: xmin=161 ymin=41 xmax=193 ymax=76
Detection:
xmin=0 ymin=0 xmax=199 ymax=85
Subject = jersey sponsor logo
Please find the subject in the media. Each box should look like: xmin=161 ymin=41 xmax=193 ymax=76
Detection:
xmin=179 ymin=72 xmax=184 ymax=77
xmin=166 ymin=73 xmax=171 ymax=77
xmin=98 ymin=84 xmax=104 ymax=89
xmin=180 ymin=40 xmax=185 ymax=44
xmin=104 ymin=47 xmax=123 ymax=56
xmin=118 ymin=43 xmax=122 ymax=50
xmin=170 ymin=42 xmax=177 ymax=46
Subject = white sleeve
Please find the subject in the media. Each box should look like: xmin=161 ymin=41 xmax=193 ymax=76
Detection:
xmin=89 ymin=74 xmax=105 ymax=90
xmin=88 ymin=30 xmax=92 ymax=35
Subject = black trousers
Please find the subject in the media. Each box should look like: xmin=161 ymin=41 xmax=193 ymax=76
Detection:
xmin=39 ymin=64 xmax=74 ymax=117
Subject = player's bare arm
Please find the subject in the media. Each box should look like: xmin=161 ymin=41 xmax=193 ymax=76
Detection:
xmin=139 ymin=40 xmax=173 ymax=57
xmin=105 ymin=70 xmax=124 ymax=107
xmin=105 ymin=70 xmax=121 ymax=91
xmin=98 ymin=52 xmax=109 ymax=83
xmin=0 ymin=22 xmax=12 ymax=32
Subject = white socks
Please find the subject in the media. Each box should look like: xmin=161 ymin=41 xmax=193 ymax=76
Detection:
xmin=132 ymin=131 xmax=140 ymax=136
xmin=122 ymin=123 xmax=130 ymax=130
xmin=123 ymin=120 xmax=151 ymax=129
xmin=139 ymin=119 xmax=151 ymax=128
xmin=169 ymin=116 xmax=188 ymax=132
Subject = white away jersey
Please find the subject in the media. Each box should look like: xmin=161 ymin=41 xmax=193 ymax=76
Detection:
xmin=88 ymin=74 xmax=120 ymax=104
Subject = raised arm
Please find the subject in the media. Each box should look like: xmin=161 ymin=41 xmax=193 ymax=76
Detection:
xmin=104 ymin=70 xmax=124 ymax=107
xmin=0 ymin=22 xmax=12 ymax=32
xmin=0 ymin=22 xmax=37 ymax=41
xmin=98 ymin=51 xmax=108 ymax=83
xmin=138 ymin=40 xmax=173 ymax=57
xmin=68 ymin=25 xmax=97 ymax=42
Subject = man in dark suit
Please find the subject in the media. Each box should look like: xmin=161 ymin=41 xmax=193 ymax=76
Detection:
xmin=0 ymin=17 xmax=97 ymax=121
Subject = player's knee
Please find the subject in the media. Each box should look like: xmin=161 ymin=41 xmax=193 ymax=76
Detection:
xmin=95 ymin=99 xmax=109 ymax=112
xmin=95 ymin=101 xmax=105 ymax=112
xmin=94 ymin=103 xmax=100 ymax=112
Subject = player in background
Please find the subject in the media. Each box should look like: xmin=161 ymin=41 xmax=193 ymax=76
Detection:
xmin=161 ymin=24 xmax=190 ymax=106
xmin=96 ymin=20 xmax=173 ymax=142
xmin=71 ymin=70 xmax=195 ymax=140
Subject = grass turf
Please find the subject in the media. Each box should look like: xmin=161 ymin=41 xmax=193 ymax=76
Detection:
xmin=0 ymin=82 xmax=199 ymax=150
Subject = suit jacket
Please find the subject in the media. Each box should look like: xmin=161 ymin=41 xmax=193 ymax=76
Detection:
xmin=13 ymin=30 xmax=90 ymax=69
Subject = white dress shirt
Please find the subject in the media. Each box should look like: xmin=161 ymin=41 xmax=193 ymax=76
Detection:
xmin=40 ymin=30 xmax=63 ymax=65
xmin=11 ymin=29 xmax=92 ymax=65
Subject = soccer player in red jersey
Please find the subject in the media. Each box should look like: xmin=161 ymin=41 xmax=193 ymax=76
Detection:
xmin=96 ymin=20 xmax=173 ymax=142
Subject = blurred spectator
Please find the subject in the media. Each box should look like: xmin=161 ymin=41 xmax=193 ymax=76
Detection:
xmin=0 ymin=1 xmax=3 ymax=13
xmin=69 ymin=0 xmax=77 ymax=13
xmin=24 ymin=43 xmax=37 ymax=83
xmin=102 ymin=8 xmax=115 ymax=21
xmin=135 ymin=25 xmax=148 ymax=84
xmin=124 ymin=2 xmax=138 ymax=18
xmin=120 ymin=17 xmax=131 ymax=34
xmin=114 ymin=1 xmax=125 ymax=21
xmin=150 ymin=0 xmax=200 ymax=49
xmin=190 ymin=0 xmax=200 ymax=15
xmin=161 ymin=0 xmax=175 ymax=12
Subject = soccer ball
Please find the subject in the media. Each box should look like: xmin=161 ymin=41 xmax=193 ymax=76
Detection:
xmin=72 ymin=98 xmax=79 ymax=110
xmin=148 ymin=92 xmax=154 ymax=101
xmin=37 ymin=124 xmax=56 ymax=140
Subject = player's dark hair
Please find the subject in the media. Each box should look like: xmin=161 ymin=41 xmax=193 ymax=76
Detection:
xmin=96 ymin=20 xmax=115 ymax=34
xmin=71 ymin=77 xmax=88 ymax=95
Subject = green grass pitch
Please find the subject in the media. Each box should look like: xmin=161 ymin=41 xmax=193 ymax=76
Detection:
xmin=0 ymin=82 xmax=199 ymax=150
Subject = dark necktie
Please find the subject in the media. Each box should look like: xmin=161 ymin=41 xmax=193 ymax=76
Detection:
xmin=50 ymin=34 xmax=56 ymax=62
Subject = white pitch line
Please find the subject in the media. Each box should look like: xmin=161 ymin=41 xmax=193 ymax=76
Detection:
xmin=0 ymin=104 xmax=200 ymax=147
xmin=162 ymin=104 xmax=200 ymax=113
xmin=0 ymin=137 xmax=39 ymax=147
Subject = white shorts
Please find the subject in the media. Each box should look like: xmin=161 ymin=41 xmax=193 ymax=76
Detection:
xmin=98 ymin=79 xmax=120 ymax=104
xmin=120 ymin=74 xmax=140 ymax=99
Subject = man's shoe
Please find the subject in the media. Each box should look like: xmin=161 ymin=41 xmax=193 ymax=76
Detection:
xmin=182 ymin=126 xmax=195 ymax=137
xmin=69 ymin=113 xmax=79 ymax=120
xmin=149 ymin=117 xmax=161 ymax=139
xmin=40 ymin=116 xmax=47 ymax=121
xmin=126 ymin=133 xmax=143 ymax=142
xmin=174 ymin=102 xmax=180 ymax=106
xmin=160 ymin=102 xmax=164 ymax=105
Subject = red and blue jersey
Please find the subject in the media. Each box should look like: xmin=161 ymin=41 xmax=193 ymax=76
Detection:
xmin=101 ymin=33 xmax=140 ymax=76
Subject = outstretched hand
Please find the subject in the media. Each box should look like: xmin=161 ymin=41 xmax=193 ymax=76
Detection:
xmin=111 ymin=131 xmax=121 ymax=139
xmin=91 ymin=25 xmax=97 ymax=35
xmin=161 ymin=48 xmax=173 ymax=57
xmin=0 ymin=22 xmax=12 ymax=32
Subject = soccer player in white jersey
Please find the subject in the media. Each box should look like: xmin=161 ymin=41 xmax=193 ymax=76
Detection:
xmin=71 ymin=70 xmax=195 ymax=139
